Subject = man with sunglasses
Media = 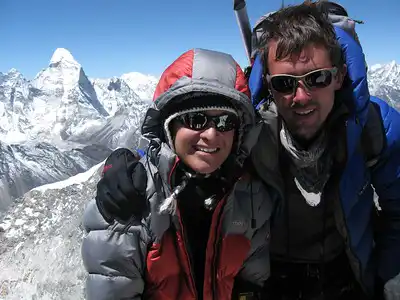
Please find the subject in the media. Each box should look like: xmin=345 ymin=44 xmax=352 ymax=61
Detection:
xmin=250 ymin=2 xmax=400 ymax=299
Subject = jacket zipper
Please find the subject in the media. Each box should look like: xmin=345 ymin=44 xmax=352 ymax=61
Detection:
xmin=177 ymin=185 xmax=232 ymax=299
xmin=167 ymin=161 xmax=198 ymax=298
xmin=211 ymin=190 xmax=232 ymax=300
xmin=211 ymin=211 xmax=225 ymax=300
xmin=177 ymin=213 xmax=199 ymax=299
xmin=212 ymin=239 xmax=219 ymax=300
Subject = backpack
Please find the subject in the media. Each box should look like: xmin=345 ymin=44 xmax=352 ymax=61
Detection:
xmin=247 ymin=1 xmax=386 ymax=168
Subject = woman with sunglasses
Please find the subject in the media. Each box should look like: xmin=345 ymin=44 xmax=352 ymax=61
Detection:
xmin=81 ymin=48 xmax=280 ymax=300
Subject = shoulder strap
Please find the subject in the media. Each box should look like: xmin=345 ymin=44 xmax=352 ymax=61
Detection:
xmin=361 ymin=102 xmax=386 ymax=168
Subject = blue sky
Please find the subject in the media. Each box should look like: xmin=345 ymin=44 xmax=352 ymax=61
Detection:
xmin=1 ymin=0 xmax=399 ymax=79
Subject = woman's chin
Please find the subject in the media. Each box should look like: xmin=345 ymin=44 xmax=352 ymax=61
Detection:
xmin=187 ymin=161 xmax=219 ymax=175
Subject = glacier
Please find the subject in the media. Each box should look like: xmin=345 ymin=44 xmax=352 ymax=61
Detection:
xmin=0 ymin=163 xmax=103 ymax=300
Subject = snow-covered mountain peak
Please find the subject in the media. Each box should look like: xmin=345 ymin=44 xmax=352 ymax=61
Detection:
xmin=121 ymin=71 xmax=158 ymax=101
xmin=50 ymin=48 xmax=80 ymax=68
xmin=6 ymin=68 xmax=23 ymax=77
xmin=91 ymin=76 xmax=143 ymax=116
xmin=369 ymin=63 xmax=382 ymax=72
xmin=388 ymin=60 xmax=397 ymax=68
xmin=368 ymin=61 xmax=400 ymax=110
xmin=368 ymin=61 xmax=400 ymax=93
xmin=32 ymin=48 xmax=84 ymax=96
xmin=1 ymin=68 xmax=26 ymax=87
xmin=121 ymin=71 xmax=155 ymax=82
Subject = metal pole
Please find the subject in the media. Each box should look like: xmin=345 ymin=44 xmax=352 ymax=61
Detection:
xmin=233 ymin=0 xmax=253 ymax=63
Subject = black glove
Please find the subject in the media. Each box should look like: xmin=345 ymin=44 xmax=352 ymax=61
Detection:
xmin=95 ymin=148 xmax=147 ymax=224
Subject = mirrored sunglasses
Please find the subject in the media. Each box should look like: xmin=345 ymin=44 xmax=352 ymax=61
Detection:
xmin=267 ymin=67 xmax=338 ymax=94
xmin=177 ymin=112 xmax=239 ymax=132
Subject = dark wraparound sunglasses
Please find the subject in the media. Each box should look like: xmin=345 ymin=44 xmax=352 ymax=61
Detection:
xmin=267 ymin=67 xmax=338 ymax=94
xmin=177 ymin=112 xmax=239 ymax=132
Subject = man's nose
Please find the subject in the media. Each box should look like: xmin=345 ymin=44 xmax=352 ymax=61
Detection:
xmin=292 ymin=81 xmax=312 ymax=106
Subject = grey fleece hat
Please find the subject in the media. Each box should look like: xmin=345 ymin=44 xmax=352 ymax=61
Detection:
xmin=162 ymin=92 xmax=239 ymax=151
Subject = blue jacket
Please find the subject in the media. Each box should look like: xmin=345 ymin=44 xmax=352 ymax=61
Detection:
xmin=335 ymin=26 xmax=400 ymax=294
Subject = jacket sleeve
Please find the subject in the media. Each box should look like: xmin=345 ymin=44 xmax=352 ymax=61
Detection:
xmin=371 ymin=100 xmax=400 ymax=284
xmin=81 ymin=199 xmax=151 ymax=300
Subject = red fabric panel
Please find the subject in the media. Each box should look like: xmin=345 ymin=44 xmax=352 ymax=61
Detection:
xmin=145 ymin=231 xmax=195 ymax=299
xmin=216 ymin=234 xmax=251 ymax=299
xmin=235 ymin=63 xmax=250 ymax=98
xmin=153 ymin=49 xmax=194 ymax=101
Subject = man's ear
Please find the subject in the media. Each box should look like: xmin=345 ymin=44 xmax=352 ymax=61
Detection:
xmin=334 ymin=64 xmax=347 ymax=90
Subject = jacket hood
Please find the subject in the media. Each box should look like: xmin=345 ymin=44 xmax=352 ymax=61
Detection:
xmin=152 ymin=48 xmax=254 ymax=127
xmin=140 ymin=48 xmax=259 ymax=169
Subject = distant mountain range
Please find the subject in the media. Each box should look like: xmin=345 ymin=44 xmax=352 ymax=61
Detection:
xmin=368 ymin=60 xmax=400 ymax=110
xmin=0 ymin=48 xmax=157 ymax=210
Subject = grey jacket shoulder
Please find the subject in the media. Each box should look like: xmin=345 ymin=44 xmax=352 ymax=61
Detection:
xmin=81 ymin=199 xmax=151 ymax=300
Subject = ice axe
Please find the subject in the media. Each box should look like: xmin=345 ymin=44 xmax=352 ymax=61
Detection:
xmin=233 ymin=0 xmax=253 ymax=64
